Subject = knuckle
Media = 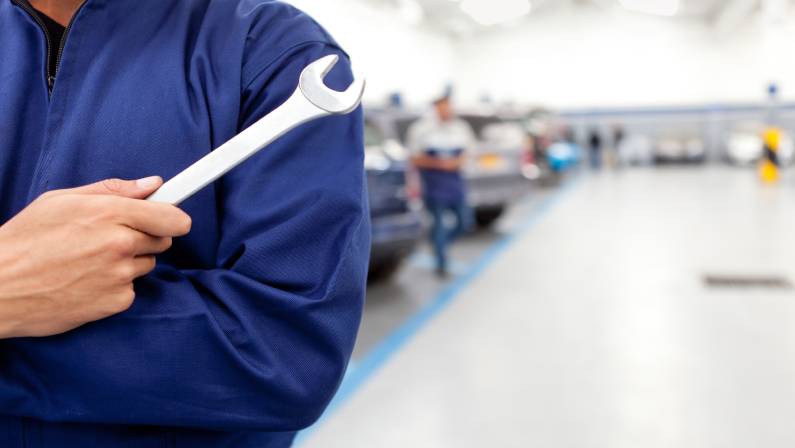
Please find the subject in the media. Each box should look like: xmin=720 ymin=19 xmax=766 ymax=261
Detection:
xmin=85 ymin=196 xmax=119 ymax=222
xmin=109 ymin=232 xmax=137 ymax=257
xmin=97 ymin=196 xmax=122 ymax=215
xmin=112 ymin=289 xmax=136 ymax=313
xmin=101 ymin=178 xmax=125 ymax=193
xmin=114 ymin=263 xmax=137 ymax=282
xmin=142 ymin=256 xmax=157 ymax=273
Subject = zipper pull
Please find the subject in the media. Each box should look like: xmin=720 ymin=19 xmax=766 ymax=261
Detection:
xmin=47 ymin=75 xmax=55 ymax=90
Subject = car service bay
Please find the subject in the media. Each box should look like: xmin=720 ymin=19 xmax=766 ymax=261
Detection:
xmin=284 ymin=0 xmax=795 ymax=446
xmin=303 ymin=167 xmax=795 ymax=448
xmin=4 ymin=0 xmax=795 ymax=447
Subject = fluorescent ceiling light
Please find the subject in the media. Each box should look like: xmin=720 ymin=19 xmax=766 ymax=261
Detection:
xmin=619 ymin=0 xmax=680 ymax=16
xmin=460 ymin=0 xmax=532 ymax=26
xmin=397 ymin=0 xmax=424 ymax=25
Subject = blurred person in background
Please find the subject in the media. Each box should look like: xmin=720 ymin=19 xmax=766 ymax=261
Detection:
xmin=0 ymin=0 xmax=368 ymax=447
xmin=589 ymin=127 xmax=603 ymax=170
xmin=611 ymin=124 xmax=625 ymax=169
xmin=408 ymin=93 xmax=476 ymax=278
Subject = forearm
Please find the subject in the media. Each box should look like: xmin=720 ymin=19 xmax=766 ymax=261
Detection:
xmin=446 ymin=155 xmax=466 ymax=171
xmin=0 ymin=300 xmax=22 ymax=339
xmin=412 ymin=155 xmax=459 ymax=171
xmin=0 ymin=250 xmax=20 ymax=338
xmin=0 ymin=40 xmax=367 ymax=431
xmin=411 ymin=155 xmax=435 ymax=169
xmin=0 ymin=248 xmax=366 ymax=430
xmin=0 ymin=243 xmax=52 ymax=339
xmin=0 ymin=171 xmax=368 ymax=430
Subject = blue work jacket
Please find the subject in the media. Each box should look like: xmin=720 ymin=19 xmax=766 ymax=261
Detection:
xmin=0 ymin=0 xmax=369 ymax=446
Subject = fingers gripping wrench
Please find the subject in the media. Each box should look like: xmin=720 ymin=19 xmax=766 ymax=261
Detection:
xmin=147 ymin=55 xmax=366 ymax=205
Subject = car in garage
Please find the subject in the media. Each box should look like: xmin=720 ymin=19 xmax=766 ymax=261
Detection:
xmin=376 ymin=109 xmax=529 ymax=229
xmin=653 ymin=135 xmax=706 ymax=164
xmin=617 ymin=134 xmax=655 ymax=166
xmin=523 ymin=109 xmax=580 ymax=183
xmin=458 ymin=112 xmax=531 ymax=227
xmin=545 ymin=141 xmax=581 ymax=172
xmin=364 ymin=116 xmax=425 ymax=281
xmin=725 ymin=123 xmax=795 ymax=166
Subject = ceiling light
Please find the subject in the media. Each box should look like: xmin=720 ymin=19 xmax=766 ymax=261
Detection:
xmin=396 ymin=0 xmax=424 ymax=25
xmin=460 ymin=0 xmax=532 ymax=26
xmin=619 ymin=0 xmax=679 ymax=16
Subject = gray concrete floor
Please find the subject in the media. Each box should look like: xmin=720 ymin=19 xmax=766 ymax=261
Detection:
xmin=352 ymin=186 xmax=554 ymax=358
xmin=302 ymin=167 xmax=795 ymax=448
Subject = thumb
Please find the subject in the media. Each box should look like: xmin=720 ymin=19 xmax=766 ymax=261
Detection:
xmin=46 ymin=177 xmax=164 ymax=199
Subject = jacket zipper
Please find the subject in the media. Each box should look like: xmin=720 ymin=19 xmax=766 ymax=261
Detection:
xmin=11 ymin=0 xmax=87 ymax=94
xmin=53 ymin=2 xmax=87 ymax=90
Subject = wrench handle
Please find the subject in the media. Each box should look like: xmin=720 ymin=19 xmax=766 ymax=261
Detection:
xmin=147 ymin=88 xmax=327 ymax=205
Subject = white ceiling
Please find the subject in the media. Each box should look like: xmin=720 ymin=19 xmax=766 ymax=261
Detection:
xmin=367 ymin=0 xmax=780 ymax=36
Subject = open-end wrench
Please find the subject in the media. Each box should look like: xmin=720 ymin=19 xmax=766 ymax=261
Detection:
xmin=147 ymin=54 xmax=366 ymax=205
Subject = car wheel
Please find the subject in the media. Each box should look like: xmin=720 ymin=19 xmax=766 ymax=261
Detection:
xmin=368 ymin=255 xmax=406 ymax=283
xmin=474 ymin=205 xmax=506 ymax=229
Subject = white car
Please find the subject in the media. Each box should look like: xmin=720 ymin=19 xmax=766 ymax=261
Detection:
xmin=617 ymin=134 xmax=654 ymax=166
xmin=726 ymin=127 xmax=794 ymax=166
xmin=654 ymin=136 xmax=706 ymax=164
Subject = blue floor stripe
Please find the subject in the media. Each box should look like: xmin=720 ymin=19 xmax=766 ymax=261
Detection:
xmin=294 ymin=177 xmax=581 ymax=446
xmin=408 ymin=252 xmax=470 ymax=276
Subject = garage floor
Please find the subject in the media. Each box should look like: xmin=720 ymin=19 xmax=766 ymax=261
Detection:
xmin=301 ymin=167 xmax=795 ymax=448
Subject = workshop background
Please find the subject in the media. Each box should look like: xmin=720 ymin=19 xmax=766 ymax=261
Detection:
xmin=285 ymin=0 xmax=795 ymax=446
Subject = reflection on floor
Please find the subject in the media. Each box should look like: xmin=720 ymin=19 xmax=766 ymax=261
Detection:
xmin=303 ymin=168 xmax=795 ymax=448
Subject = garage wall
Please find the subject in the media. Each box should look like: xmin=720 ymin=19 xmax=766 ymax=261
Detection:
xmin=285 ymin=0 xmax=455 ymax=107
xmin=287 ymin=1 xmax=795 ymax=110
xmin=452 ymin=6 xmax=795 ymax=108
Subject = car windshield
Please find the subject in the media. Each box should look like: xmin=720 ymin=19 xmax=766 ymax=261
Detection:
xmin=459 ymin=114 xmax=502 ymax=139
xmin=481 ymin=122 xmax=527 ymax=151
xmin=395 ymin=117 xmax=419 ymax=144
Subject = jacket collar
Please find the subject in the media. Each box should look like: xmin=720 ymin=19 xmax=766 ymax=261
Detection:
xmin=8 ymin=0 xmax=103 ymax=9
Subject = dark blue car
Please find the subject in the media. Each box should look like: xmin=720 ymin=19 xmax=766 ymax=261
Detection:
xmin=365 ymin=116 xmax=425 ymax=281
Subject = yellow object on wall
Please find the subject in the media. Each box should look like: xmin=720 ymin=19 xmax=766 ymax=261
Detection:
xmin=760 ymin=159 xmax=779 ymax=183
xmin=763 ymin=128 xmax=781 ymax=151
xmin=760 ymin=127 xmax=781 ymax=184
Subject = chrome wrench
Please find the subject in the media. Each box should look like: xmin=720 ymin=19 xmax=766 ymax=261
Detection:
xmin=147 ymin=55 xmax=366 ymax=205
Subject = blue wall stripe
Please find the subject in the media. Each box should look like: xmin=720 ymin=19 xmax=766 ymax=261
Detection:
xmin=294 ymin=176 xmax=582 ymax=446
xmin=559 ymin=102 xmax=795 ymax=118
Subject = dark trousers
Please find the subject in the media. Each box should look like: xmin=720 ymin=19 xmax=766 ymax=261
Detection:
xmin=426 ymin=201 xmax=471 ymax=273
xmin=589 ymin=147 xmax=602 ymax=169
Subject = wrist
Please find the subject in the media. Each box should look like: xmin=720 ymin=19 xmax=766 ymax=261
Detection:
xmin=0 ymin=235 xmax=30 ymax=339
xmin=0 ymin=235 xmax=19 ymax=302
xmin=0 ymin=299 xmax=24 ymax=339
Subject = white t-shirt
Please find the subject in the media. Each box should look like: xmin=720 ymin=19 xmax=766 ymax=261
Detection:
xmin=405 ymin=114 xmax=478 ymax=204
xmin=406 ymin=115 xmax=477 ymax=159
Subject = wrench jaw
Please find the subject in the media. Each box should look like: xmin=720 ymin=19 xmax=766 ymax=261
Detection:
xmin=299 ymin=54 xmax=366 ymax=115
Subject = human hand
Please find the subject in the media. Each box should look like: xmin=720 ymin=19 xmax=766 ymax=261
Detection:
xmin=0 ymin=177 xmax=192 ymax=338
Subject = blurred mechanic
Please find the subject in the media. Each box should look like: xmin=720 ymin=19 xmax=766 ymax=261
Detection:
xmin=407 ymin=93 xmax=476 ymax=278
xmin=0 ymin=1 xmax=369 ymax=447
xmin=588 ymin=127 xmax=603 ymax=170
xmin=610 ymin=124 xmax=625 ymax=169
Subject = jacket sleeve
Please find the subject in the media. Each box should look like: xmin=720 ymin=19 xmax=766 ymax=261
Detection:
xmin=0 ymin=42 xmax=370 ymax=432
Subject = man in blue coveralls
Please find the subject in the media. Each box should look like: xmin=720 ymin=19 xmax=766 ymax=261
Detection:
xmin=0 ymin=1 xmax=369 ymax=447
xmin=407 ymin=93 xmax=476 ymax=278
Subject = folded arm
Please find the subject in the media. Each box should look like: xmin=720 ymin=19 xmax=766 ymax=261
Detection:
xmin=0 ymin=43 xmax=369 ymax=432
